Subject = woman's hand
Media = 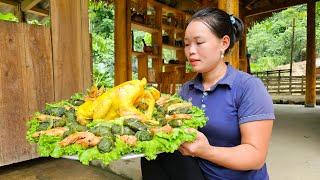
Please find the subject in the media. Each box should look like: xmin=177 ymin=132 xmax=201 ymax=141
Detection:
xmin=179 ymin=129 xmax=212 ymax=158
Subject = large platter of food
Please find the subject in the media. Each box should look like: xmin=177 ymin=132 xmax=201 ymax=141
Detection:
xmin=26 ymin=78 xmax=207 ymax=165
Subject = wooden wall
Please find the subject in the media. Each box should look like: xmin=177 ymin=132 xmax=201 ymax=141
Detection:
xmin=0 ymin=0 xmax=91 ymax=166
xmin=0 ymin=21 xmax=53 ymax=166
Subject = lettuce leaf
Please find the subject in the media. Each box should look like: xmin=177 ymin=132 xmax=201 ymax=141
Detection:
xmin=26 ymin=113 xmax=41 ymax=143
xmin=37 ymin=135 xmax=62 ymax=157
xmin=79 ymin=139 xmax=132 ymax=165
xmin=133 ymin=128 xmax=196 ymax=160
xmin=183 ymin=106 xmax=208 ymax=128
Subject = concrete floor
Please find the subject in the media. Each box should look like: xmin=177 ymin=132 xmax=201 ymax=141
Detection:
xmin=267 ymin=104 xmax=320 ymax=180
xmin=0 ymin=158 xmax=129 ymax=180
xmin=0 ymin=104 xmax=319 ymax=180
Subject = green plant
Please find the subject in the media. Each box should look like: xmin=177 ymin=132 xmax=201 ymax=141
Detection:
xmin=247 ymin=4 xmax=320 ymax=72
xmin=0 ymin=12 xmax=18 ymax=22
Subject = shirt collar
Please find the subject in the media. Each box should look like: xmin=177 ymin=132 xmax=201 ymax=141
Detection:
xmin=188 ymin=64 xmax=237 ymax=91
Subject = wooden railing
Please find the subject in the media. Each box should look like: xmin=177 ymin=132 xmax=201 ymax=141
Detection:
xmin=253 ymin=69 xmax=291 ymax=77
xmin=253 ymin=69 xmax=320 ymax=95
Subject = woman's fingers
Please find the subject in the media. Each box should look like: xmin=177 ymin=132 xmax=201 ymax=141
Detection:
xmin=178 ymin=146 xmax=186 ymax=155
xmin=179 ymin=143 xmax=196 ymax=157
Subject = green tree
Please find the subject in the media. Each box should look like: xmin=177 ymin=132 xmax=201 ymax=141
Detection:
xmin=89 ymin=1 xmax=115 ymax=87
xmin=247 ymin=4 xmax=320 ymax=72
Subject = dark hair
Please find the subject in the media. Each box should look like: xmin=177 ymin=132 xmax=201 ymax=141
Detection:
xmin=187 ymin=7 xmax=244 ymax=54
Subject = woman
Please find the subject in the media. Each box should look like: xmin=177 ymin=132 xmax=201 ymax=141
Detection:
xmin=142 ymin=7 xmax=274 ymax=180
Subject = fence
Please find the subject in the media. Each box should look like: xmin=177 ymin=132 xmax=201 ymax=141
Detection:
xmin=253 ymin=69 xmax=320 ymax=95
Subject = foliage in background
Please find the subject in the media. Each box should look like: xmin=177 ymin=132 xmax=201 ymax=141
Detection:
xmin=133 ymin=30 xmax=152 ymax=52
xmin=0 ymin=12 xmax=18 ymax=22
xmin=163 ymin=49 xmax=176 ymax=63
xmin=25 ymin=14 xmax=51 ymax=26
xmin=89 ymin=1 xmax=175 ymax=87
xmin=89 ymin=1 xmax=115 ymax=87
xmin=0 ymin=11 xmax=50 ymax=25
xmin=132 ymin=30 xmax=151 ymax=80
xmin=247 ymin=4 xmax=320 ymax=72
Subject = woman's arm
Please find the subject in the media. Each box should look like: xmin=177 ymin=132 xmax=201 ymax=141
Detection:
xmin=179 ymin=120 xmax=273 ymax=171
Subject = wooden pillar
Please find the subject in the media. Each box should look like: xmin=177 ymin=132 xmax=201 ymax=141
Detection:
xmin=239 ymin=29 xmax=247 ymax=72
xmin=305 ymin=0 xmax=316 ymax=107
xmin=218 ymin=0 xmax=239 ymax=69
xmin=239 ymin=6 xmax=247 ymax=73
xmin=115 ymin=0 xmax=129 ymax=85
xmin=50 ymin=0 xmax=91 ymax=100
xmin=152 ymin=4 xmax=163 ymax=80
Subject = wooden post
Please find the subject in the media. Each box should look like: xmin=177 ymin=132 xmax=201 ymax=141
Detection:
xmin=239 ymin=6 xmax=248 ymax=73
xmin=301 ymin=76 xmax=304 ymax=94
xmin=50 ymin=0 xmax=91 ymax=100
xmin=305 ymin=0 xmax=316 ymax=107
xmin=115 ymin=0 xmax=129 ymax=85
xmin=152 ymin=4 xmax=163 ymax=84
xmin=289 ymin=18 xmax=295 ymax=94
xmin=81 ymin=0 xmax=92 ymax=90
xmin=239 ymin=26 xmax=247 ymax=72
xmin=277 ymin=70 xmax=280 ymax=94
xmin=218 ymin=0 xmax=240 ymax=69
xmin=266 ymin=71 xmax=269 ymax=91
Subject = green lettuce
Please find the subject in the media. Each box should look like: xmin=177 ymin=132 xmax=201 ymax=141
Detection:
xmin=182 ymin=106 xmax=208 ymax=128
xmin=37 ymin=135 xmax=62 ymax=157
xmin=79 ymin=139 xmax=132 ymax=165
xmin=26 ymin=113 xmax=41 ymax=143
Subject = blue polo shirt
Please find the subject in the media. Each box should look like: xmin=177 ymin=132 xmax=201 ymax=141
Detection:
xmin=179 ymin=65 xmax=275 ymax=180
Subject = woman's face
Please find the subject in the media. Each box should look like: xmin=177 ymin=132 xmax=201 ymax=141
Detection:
xmin=184 ymin=20 xmax=229 ymax=73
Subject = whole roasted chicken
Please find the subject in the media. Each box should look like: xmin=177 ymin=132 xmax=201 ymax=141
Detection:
xmin=76 ymin=78 xmax=160 ymax=125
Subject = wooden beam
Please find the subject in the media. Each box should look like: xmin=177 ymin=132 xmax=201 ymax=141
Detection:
xmin=21 ymin=0 xmax=42 ymax=12
xmin=0 ymin=0 xmax=18 ymax=7
xmin=27 ymin=7 xmax=49 ymax=16
xmin=245 ymin=11 xmax=276 ymax=28
xmin=131 ymin=22 xmax=159 ymax=34
xmin=305 ymin=0 xmax=316 ymax=107
xmin=244 ymin=0 xmax=259 ymax=10
xmin=245 ymin=0 xmax=308 ymax=17
xmin=0 ymin=0 xmax=48 ymax=17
